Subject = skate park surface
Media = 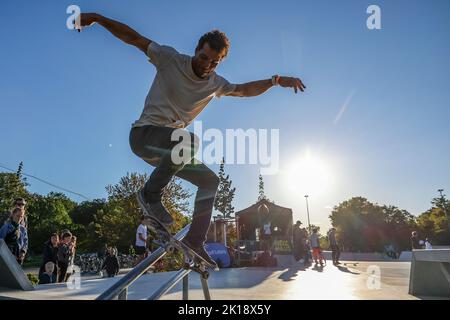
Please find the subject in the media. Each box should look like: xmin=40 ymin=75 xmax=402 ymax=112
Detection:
xmin=0 ymin=260 xmax=426 ymax=300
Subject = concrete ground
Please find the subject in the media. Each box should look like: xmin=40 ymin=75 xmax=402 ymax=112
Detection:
xmin=1 ymin=260 xmax=420 ymax=300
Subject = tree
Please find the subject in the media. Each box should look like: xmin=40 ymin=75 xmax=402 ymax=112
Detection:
xmin=0 ymin=162 xmax=29 ymax=213
xmin=95 ymin=173 xmax=192 ymax=252
xmin=214 ymin=158 xmax=236 ymax=219
xmin=258 ymin=174 xmax=266 ymax=201
xmin=26 ymin=192 xmax=76 ymax=253
xmin=329 ymin=197 xmax=417 ymax=252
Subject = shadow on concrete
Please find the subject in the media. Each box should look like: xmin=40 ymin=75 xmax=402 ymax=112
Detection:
xmin=336 ymin=265 xmax=360 ymax=275
xmin=311 ymin=263 xmax=325 ymax=273
xmin=278 ymin=262 xmax=308 ymax=282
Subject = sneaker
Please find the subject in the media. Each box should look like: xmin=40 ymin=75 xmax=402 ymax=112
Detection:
xmin=137 ymin=189 xmax=174 ymax=227
xmin=181 ymin=238 xmax=218 ymax=268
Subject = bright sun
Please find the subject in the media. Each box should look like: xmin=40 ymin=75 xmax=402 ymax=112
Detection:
xmin=285 ymin=151 xmax=333 ymax=196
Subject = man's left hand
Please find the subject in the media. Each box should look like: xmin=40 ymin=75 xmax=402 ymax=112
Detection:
xmin=279 ymin=76 xmax=306 ymax=93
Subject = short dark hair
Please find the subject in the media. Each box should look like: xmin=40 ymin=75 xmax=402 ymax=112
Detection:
xmin=14 ymin=198 xmax=26 ymax=205
xmin=197 ymin=30 xmax=230 ymax=58
xmin=62 ymin=232 xmax=72 ymax=239
xmin=140 ymin=215 xmax=146 ymax=221
xmin=51 ymin=233 xmax=59 ymax=239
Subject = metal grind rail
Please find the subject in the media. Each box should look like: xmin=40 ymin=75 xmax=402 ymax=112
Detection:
xmin=96 ymin=224 xmax=211 ymax=300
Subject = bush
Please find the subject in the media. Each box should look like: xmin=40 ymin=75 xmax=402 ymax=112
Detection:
xmin=27 ymin=273 xmax=39 ymax=286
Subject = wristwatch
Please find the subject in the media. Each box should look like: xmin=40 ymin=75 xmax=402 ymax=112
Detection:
xmin=271 ymin=75 xmax=280 ymax=86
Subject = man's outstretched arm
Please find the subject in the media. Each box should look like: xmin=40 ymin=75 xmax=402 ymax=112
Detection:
xmin=227 ymin=76 xmax=306 ymax=97
xmin=77 ymin=13 xmax=151 ymax=53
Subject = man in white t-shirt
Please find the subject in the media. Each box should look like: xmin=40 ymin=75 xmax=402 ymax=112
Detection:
xmin=134 ymin=216 xmax=148 ymax=266
xmin=77 ymin=13 xmax=306 ymax=266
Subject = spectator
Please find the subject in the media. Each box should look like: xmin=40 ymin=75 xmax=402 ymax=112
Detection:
xmin=0 ymin=208 xmax=28 ymax=265
xmin=300 ymin=228 xmax=311 ymax=265
xmin=13 ymin=198 xmax=28 ymax=228
xmin=57 ymin=231 xmax=72 ymax=282
xmin=425 ymin=238 xmax=433 ymax=250
xmin=134 ymin=216 xmax=148 ymax=266
xmin=310 ymin=228 xmax=324 ymax=266
xmin=97 ymin=243 xmax=108 ymax=273
xmin=64 ymin=235 xmax=77 ymax=281
xmin=101 ymin=247 xmax=120 ymax=277
xmin=38 ymin=262 xmax=57 ymax=284
xmin=39 ymin=233 xmax=59 ymax=279
xmin=411 ymin=231 xmax=422 ymax=250
xmin=292 ymin=221 xmax=303 ymax=262
xmin=327 ymin=228 xmax=341 ymax=265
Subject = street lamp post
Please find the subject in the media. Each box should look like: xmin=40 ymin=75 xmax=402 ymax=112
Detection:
xmin=305 ymin=195 xmax=311 ymax=233
xmin=438 ymin=189 xmax=450 ymax=233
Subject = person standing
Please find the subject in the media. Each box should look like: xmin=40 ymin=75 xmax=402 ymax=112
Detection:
xmin=64 ymin=235 xmax=77 ymax=281
xmin=134 ymin=216 xmax=148 ymax=266
xmin=57 ymin=231 xmax=72 ymax=282
xmin=310 ymin=228 xmax=324 ymax=266
xmin=411 ymin=231 xmax=422 ymax=250
xmin=0 ymin=208 xmax=28 ymax=265
xmin=101 ymin=247 xmax=120 ymax=277
xmin=327 ymin=228 xmax=341 ymax=265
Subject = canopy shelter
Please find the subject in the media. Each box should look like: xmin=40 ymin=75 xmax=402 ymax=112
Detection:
xmin=235 ymin=199 xmax=293 ymax=255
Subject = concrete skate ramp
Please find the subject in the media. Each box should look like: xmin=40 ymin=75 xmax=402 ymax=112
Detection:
xmin=0 ymin=262 xmax=419 ymax=300
xmin=409 ymin=249 xmax=450 ymax=298
xmin=0 ymin=239 xmax=34 ymax=291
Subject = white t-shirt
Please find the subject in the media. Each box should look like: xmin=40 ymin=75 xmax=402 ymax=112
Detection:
xmin=135 ymin=224 xmax=147 ymax=247
xmin=132 ymin=42 xmax=236 ymax=129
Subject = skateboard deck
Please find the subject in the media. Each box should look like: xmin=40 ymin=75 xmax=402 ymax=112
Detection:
xmin=138 ymin=203 xmax=217 ymax=271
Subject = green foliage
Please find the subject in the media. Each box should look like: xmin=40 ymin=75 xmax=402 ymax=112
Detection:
xmin=26 ymin=192 xmax=76 ymax=253
xmin=258 ymin=174 xmax=266 ymax=201
xmin=0 ymin=163 xmax=29 ymax=213
xmin=27 ymin=273 xmax=39 ymax=286
xmin=329 ymin=197 xmax=417 ymax=252
xmin=416 ymin=207 xmax=450 ymax=244
xmin=214 ymin=158 xmax=236 ymax=219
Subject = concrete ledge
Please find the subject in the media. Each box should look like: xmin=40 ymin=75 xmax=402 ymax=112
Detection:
xmin=0 ymin=239 xmax=34 ymax=291
xmin=409 ymin=249 xmax=450 ymax=298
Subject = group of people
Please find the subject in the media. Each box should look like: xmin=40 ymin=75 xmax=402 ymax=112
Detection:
xmin=292 ymin=221 xmax=341 ymax=267
xmin=411 ymin=231 xmax=433 ymax=250
xmin=38 ymin=230 xmax=77 ymax=284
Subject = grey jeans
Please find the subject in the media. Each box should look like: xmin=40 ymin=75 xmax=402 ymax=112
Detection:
xmin=129 ymin=125 xmax=219 ymax=247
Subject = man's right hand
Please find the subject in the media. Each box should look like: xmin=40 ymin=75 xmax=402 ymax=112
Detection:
xmin=75 ymin=13 xmax=101 ymax=31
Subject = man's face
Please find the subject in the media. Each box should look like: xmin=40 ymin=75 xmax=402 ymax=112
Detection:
xmin=62 ymin=236 xmax=71 ymax=244
xmin=193 ymin=43 xmax=224 ymax=78
xmin=15 ymin=200 xmax=26 ymax=210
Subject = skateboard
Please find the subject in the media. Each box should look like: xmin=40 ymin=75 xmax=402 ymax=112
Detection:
xmin=137 ymin=203 xmax=217 ymax=273
xmin=343 ymin=262 xmax=358 ymax=266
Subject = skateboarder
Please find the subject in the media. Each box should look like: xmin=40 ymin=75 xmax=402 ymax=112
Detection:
xmin=76 ymin=13 xmax=306 ymax=265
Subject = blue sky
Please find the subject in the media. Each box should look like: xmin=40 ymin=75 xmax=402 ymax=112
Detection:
xmin=1 ymin=0 xmax=449 ymax=230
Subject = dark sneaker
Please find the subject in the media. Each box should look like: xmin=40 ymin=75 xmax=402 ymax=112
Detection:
xmin=137 ymin=189 xmax=174 ymax=228
xmin=181 ymin=238 xmax=218 ymax=269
